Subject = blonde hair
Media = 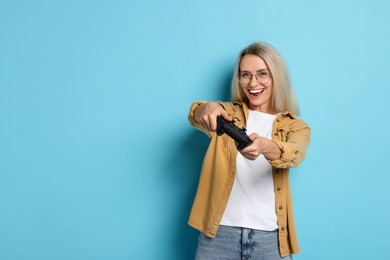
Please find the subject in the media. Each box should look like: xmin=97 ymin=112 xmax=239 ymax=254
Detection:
xmin=231 ymin=42 xmax=300 ymax=115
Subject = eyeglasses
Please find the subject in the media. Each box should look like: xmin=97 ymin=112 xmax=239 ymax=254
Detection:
xmin=238 ymin=70 xmax=271 ymax=85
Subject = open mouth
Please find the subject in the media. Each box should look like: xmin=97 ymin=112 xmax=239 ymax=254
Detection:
xmin=248 ymin=88 xmax=265 ymax=97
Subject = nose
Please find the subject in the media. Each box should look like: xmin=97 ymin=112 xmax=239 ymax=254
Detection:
xmin=249 ymin=74 xmax=258 ymax=87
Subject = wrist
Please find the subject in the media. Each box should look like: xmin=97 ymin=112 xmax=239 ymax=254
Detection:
xmin=262 ymin=139 xmax=281 ymax=160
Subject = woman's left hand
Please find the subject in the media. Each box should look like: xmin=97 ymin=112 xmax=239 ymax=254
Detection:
xmin=239 ymin=133 xmax=281 ymax=161
xmin=239 ymin=133 xmax=264 ymax=160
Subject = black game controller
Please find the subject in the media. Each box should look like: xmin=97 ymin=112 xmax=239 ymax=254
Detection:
xmin=216 ymin=116 xmax=252 ymax=150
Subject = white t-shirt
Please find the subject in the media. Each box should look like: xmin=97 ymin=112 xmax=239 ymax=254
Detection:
xmin=220 ymin=110 xmax=278 ymax=231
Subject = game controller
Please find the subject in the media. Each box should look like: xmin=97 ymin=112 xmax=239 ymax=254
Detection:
xmin=216 ymin=116 xmax=252 ymax=150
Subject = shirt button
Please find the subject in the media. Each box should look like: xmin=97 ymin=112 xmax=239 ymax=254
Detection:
xmin=275 ymin=169 xmax=279 ymax=174
xmin=295 ymin=150 xmax=299 ymax=154
xmin=277 ymin=187 xmax=281 ymax=191
xmin=279 ymin=206 xmax=283 ymax=210
xmin=281 ymin=227 xmax=285 ymax=231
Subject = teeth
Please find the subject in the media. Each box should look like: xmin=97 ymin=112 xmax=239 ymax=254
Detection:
xmin=249 ymin=89 xmax=264 ymax=94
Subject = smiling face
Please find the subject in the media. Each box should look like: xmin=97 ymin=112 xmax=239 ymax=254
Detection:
xmin=239 ymin=54 xmax=275 ymax=114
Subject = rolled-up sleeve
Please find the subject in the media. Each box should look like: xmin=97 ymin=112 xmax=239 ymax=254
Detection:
xmin=268 ymin=119 xmax=311 ymax=169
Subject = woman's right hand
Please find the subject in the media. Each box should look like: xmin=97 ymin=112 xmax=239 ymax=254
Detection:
xmin=194 ymin=102 xmax=232 ymax=132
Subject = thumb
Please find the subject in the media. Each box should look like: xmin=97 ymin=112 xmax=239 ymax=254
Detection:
xmin=248 ymin=133 xmax=259 ymax=141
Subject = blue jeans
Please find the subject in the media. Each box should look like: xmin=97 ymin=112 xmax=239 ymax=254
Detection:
xmin=195 ymin=225 xmax=292 ymax=260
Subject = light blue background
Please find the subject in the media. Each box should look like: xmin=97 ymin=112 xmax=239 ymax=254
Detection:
xmin=1 ymin=0 xmax=389 ymax=259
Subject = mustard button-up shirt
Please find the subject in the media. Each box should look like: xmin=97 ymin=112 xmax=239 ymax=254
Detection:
xmin=188 ymin=101 xmax=311 ymax=257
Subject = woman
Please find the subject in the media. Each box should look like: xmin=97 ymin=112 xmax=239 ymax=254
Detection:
xmin=188 ymin=42 xmax=311 ymax=259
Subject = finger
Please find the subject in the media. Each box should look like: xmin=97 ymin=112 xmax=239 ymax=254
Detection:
xmin=201 ymin=115 xmax=212 ymax=132
xmin=242 ymin=153 xmax=255 ymax=161
xmin=220 ymin=110 xmax=233 ymax=121
xmin=240 ymin=140 xmax=256 ymax=153
xmin=240 ymin=146 xmax=251 ymax=154
xmin=210 ymin=115 xmax=218 ymax=131
xmin=200 ymin=117 xmax=211 ymax=131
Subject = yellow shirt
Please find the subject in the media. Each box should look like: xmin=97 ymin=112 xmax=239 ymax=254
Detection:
xmin=187 ymin=101 xmax=311 ymax=257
